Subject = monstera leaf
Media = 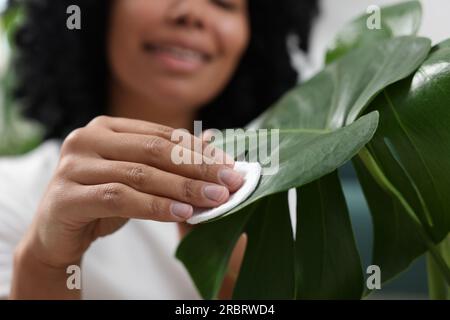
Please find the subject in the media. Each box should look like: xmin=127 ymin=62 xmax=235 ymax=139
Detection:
xmin=177 ymin=112 xmax=379 ymax=299
xmin=354 ymin=39 xmax=450 ymax=287
xmin=177 ymin=1 xmax=450 ymax=300
xmin=324 ymin=0 xmax=450 ymax=291
xmin=176 ymin=32 xmax=432 ymax=299
xmin=295 ymin=172 xmax=365 ymax=299
xmin=326 ymin=0 xmax=422 ymax=64
xmin=259 ymin=36 xmax=430 ymax=129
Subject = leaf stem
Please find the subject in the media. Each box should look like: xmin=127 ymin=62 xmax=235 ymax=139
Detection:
xmin=358 ymin=147 xmax=450 ymax=285
xmin=427 ymin=235 xmax=450 ymax=299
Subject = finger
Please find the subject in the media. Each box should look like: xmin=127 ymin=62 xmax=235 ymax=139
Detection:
xmin=200 ymin=129 xmax=235 ymax=165
xmin=88 ymin=116 xmax=234 ymax=166
xmin=93 ymin=132 xmax=244 ymax=192
xmin=66 ymin=158 xmax=230 ymax=208
xmin=81 ymin=182 xmax=193 ymax=222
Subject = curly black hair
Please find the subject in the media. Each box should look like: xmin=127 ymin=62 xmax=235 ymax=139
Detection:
xmin=12 ymin=0 xmax=319 ymax=139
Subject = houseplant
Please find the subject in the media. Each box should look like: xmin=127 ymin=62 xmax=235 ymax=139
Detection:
xmin=1 ymin=0 xmax=448 ymax=300
xmin=176 ymin=1 xmax=450 ymax=300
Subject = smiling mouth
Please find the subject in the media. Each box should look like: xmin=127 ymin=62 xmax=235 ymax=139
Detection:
xmin=142 ymin=42 xmax=212 ymax=72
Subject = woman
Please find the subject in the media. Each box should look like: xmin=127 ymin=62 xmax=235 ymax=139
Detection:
xmin=0 ymin=0 xmax=318 ymax=299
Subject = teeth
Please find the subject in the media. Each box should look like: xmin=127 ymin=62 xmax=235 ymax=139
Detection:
xmin=157 ymin=45 xmax=205 ymax=61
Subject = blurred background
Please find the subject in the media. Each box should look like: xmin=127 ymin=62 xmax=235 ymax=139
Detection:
xmin=0 ymin=0 xmax=43 ymax=155
xmin=302 ymin=0 xmax=450 ymax=78
xmin=1 ymin=0 xmax=449 ymax=299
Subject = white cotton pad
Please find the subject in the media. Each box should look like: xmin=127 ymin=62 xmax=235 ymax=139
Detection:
xmin=187 ymin=161 xmax=262 ymax=225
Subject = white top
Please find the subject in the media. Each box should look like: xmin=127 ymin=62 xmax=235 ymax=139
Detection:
xmin=0 ymin=140 xmax=200 ymax=299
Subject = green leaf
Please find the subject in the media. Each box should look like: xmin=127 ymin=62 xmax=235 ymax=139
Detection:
xmin=176 ymin=206 xmax=254 ymax=299
xmin=356 ymin=39 xmax=450 ymax=284
xmin=353 ymin=156 xmax=426 ymax=285
xmin=177 ymin=113 xmax=379 ymax=299
xmin=233 ymin=192 xmax=295 ymax=299
xmin=0 ymin=73 xmax=44 ymax=155
xmin=436 ymin=39 xmax=450 ymax=50
xmin=259 ymin=37 xmax=431 ymax=130
xmin=1 ymin=4 xmax=23 ymax=46
xmin=427 ymin=235 xmax=450 ymax=300
xmin=326 ymin=0 xmax=422 ymax=64
xmin=177 ymin=36 xmax=430 ymax=300
xmin=296 ymin=171 xmax=364 ymax=299
xmin=367 ymin=41 xmax=450 ymax=243
xmin=215 ymin=112 xmax=380 ymax=220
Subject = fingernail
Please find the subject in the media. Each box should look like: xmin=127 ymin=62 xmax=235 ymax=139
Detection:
xmin=203 ymin=185 xmax=229 ymax=202
xmin=219 ymin=168 xmax=243 ymax=190
xmin=171 ymin=202 xmax=193 ymax=219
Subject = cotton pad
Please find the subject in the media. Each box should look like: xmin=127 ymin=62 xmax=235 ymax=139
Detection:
xmin=187 ymin=161 xmax=262 ymax=225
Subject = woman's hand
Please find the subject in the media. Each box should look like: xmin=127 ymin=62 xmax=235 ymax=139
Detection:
xmin=10 ymin=116 xmax=243 ymax=299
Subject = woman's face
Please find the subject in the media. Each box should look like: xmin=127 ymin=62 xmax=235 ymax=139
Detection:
xmin=108 ymin=0 xmax=249 ymax=114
